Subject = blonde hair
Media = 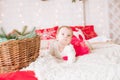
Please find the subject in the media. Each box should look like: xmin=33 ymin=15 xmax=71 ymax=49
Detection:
xmin=56 ymin=26 xmax=73 ymax=37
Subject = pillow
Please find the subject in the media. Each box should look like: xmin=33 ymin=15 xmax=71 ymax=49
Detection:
xmin=40 ymin=39 xmax=55 ymax=50
xmin=88 ymin=36 xmax=112 ymax=43
xmin=71 ymin=34 xmax=90 ymax=57
xmin=36 ymin=26 xmax=83 ymax=50
xmin=36 ymin=26 xmax=58 ymax=50
xmin=80 ymin=25 xmax=98 ymax=40
xmin=35 ymin=26 xmax=58 ymax=40
xmin=70 ymin=26 xmax=85 ymax=39
xmin=0 ymin=71 xmax=37 ymax=80
xmin=70 ymin=26 xmax=83 ymax=31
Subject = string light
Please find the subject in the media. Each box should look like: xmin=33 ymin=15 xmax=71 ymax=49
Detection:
xmin=0 ymin=0 xmax=107 ymax=37
xmin=35 ymin=2 xmax=39 ymax=6
xmin=36 ymin=14 xmax=39 ymax=17
xmin=19 ymin=2 xmax=23 ymax=6
xmin=21 ymin=21 xmax=25 ymax=24
xmin=0 ymin=20 xmax=2 ymax=24
xmin=1 ymin=13 xmax=4 ymax=17
xmin=38 ymin=9 xmax=41 ymax=13
xmin=18 ymin=14 xmax=23 ymax=18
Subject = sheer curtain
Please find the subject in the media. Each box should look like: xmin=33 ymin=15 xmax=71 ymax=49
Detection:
xmin=108 ymin=0 xmax=120 ymax=44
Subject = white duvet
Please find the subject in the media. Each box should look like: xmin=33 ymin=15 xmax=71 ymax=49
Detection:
xmin=22 ymin=43 xmax=120 ymax=80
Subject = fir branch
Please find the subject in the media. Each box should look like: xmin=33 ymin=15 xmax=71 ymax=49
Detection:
xmin=72 ymin=0 xmax=76 ymax=2
xmin=21 ymin=26 xmax=28 ymax=35
xmin=14 ymin=29 xmax=22 ymax=35
xmin=0 ymin=27 xmax=7 ymax=37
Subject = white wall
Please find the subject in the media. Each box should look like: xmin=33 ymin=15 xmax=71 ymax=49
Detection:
xmin=0 ymin=0 xmax=84 ymax=33
xmin=85 ymin=0 xmax=109 ymax=37
xmin=0 ymin=0 xmax=110 ymax=38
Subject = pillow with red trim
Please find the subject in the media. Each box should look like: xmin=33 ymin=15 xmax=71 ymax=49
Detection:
xmin=0 ymin=71 xmax=37 ymax=80
xmin=70 ymin=26 xmax=83 ymax=31
xmin=70 ymin=26 xmax=85 ymax=39
xmin=35 ymin=26 xmax=58 ymax=40
xmin=35 ymin=26 xmax=58 ymax=50
xmin=71 ymin=34 xmax=90 ymax=57
xmin=80 ymin=25 xmax=97 ymax=40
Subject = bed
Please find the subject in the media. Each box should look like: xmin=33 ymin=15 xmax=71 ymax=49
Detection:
xmin=22 ymin=25 xmax=120 ymax=80
xmin=1 ymin=25 xmax=120 ymax=80
xmin=22 ymin=42 xmax=120 ymax=80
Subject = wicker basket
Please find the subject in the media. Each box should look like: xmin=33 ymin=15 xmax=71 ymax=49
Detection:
xmin=0 ymin=36 xmax=40 ymax=73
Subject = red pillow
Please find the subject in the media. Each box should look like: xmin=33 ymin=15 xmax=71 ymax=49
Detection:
xmin=70 ymin=26 xmax=83 ymax=32
xmin=80 ymin=25 xmax=97 ymax=40
xmin=0 ymin=71 xmax=37 ymax=80
xmin=36 ymin=26 xmax=58 ymax=40
xmin=71 ymin=35 xmax=90 ymax=57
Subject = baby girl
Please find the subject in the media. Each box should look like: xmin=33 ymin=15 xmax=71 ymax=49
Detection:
xmin=49 ymin=26 xmax=76 ymax=63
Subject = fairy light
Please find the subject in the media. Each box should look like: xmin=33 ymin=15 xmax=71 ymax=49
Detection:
xmin=17 ymin=8 xmax=21 ymax=12
xmin=36 ymin=13 xmax=39 ymax=17
xmin=0 ymin=20 xmax=2 ymax=24
xmin=55 ymin=9 xmax=58 ymax=13
xmin=21 ymin=21 xmax=25 ymax=24
xmin=1 ymin=13 xmax=4 ymax=17
xmin=19 ymin=2 xmax=23 ymax=6
xmin=35 ymin=2 xmax=39 ymax=6
xmin=18 ymin=14 xmax=23 ymax=18
xmin=38 ymin=9 xmax=41 ymax=13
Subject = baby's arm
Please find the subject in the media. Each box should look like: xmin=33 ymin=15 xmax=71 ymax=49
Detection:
xmin=48 ymin=43 xmax=55 ymax=56
xmin=49 ymin=42 xmax=61 ymax=59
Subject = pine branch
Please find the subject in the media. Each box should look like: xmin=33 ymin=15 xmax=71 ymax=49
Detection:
xmin=0 ymin=27 xmax=7 ymax=37
xmin=72 ymin=0 xmax=76 ymax=2
xmin=21 ymin=25 xmax=28 ymax=35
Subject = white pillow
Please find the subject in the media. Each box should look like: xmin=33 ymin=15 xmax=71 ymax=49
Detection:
xmin=40 ymin=39 xmax=55 ymax=50
xmin=87 ymin=36 xmax=111 ymax=43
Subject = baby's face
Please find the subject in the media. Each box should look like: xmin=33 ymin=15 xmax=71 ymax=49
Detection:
xmin=57 ymin=27 xmax=73 ymax=45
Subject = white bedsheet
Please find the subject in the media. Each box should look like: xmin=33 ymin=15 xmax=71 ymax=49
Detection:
xmin=22 ymin=43 xmax=120 ymax=80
